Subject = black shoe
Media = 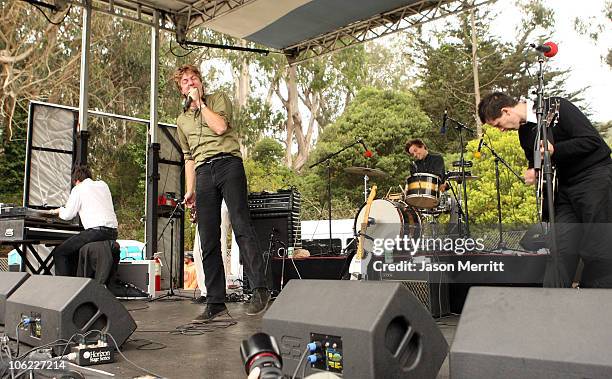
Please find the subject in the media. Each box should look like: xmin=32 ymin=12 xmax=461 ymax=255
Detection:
xmin=192 ymin=303 xmax=229 ymax=323
xmin=246 ymin=288 xmax=270 ymax=316
xmin=191 ymin=296 xmax=206 ymax=304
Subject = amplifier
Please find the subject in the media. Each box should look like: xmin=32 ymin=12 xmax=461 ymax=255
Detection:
xmin=248 ymin=189 xmax=301 ymax=214
xmin=113 ymin=260 xmax=155 ymax=298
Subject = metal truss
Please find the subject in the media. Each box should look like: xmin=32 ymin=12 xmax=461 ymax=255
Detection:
xmin=53 ymin=0 xmax=492 ymax=64
xmin=63 ymin=0 xmax=256 ymax=35
xmin=283 ymin=0 xmax=495 ymax=65
xmin=64 ymin=0 xmax=177 ymax=32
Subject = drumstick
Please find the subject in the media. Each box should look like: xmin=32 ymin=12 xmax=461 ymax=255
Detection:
xmin=385 ymin=187 xmax=392 ymax=199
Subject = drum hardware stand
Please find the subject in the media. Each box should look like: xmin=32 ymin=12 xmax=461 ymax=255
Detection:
xmin=263 ymin=228 xmax=277 ymax=291
xmin=479 ymin=140 xmax=523 ymax=250
xmin=310 ymin=139 xmax=365 ymax=255
xmin=265 ymin=228 xmax=303 ymax=291
xmin=362 ymin=174 xmax=369 ymax=202
xmin=447 ymin=115 xmax=476 ymax=237
xmin=533 ymin=50 xmax=562 ymax=287
xmin=446 ymin=181 xmax=467 ymax=237
xmin=149 ymin=202 xmax=191 ymax=302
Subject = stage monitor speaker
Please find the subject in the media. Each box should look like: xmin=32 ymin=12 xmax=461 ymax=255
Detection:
xmin=263 ymin=280 xmax=448 ymax=379
xmin=0 ymin=272 xmax=30 ymax=325
xmin=5 ymin=276 xmax=136 ymax=351
xmin=450 ymin=287 xmax=612 ymax=379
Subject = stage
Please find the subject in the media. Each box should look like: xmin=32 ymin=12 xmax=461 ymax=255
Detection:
xmin=0 ymin=289 xmax=458 ymax=378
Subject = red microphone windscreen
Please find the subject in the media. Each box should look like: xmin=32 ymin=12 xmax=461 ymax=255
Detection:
xmin=544 ymin=41 xmax=558 ymax=58
xmin=364 ymin=150 xmax=373 ymax=158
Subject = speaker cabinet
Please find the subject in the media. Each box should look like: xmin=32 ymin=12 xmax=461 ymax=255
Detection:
xmin=450 ymin=287 xmax=612 ymax=379
xmin=263 ymin=280 xmax=448 ymax=379
xmin=5 ymin=276 xmax=136 ymax=350
xmin=0 ymin=272 xmax=30 ymax=325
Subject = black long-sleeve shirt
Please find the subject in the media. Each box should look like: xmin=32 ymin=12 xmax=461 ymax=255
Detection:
xmin=410 ymin=153 xmax=446 ymax=181
xmin=519 ymin=97 xmax=611 ymax=184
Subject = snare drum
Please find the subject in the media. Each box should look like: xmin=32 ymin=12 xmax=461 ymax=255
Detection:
xmin=404 ymin=173 xmax=441 ymax=209
xmin=420 ymin=191 xmax=452 ymax=215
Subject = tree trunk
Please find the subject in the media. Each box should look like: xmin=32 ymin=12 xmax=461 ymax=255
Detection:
xmin=470 ymin=7 xmax=482 ymax=136
xmin=284 ymin=66 xmax=301 ymax=168
xmin=235 ymin=40 xmax=251 ymax=156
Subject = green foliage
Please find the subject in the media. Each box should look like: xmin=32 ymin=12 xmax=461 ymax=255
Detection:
xmin=243 ymin=158 xmax=297 ymax=194
xmin=233 ymin=98 xmax=284 ymax=150
xmin=409 ymin=2 xmax=579 ymax=153
xmin=251 ymin=137 xmax=285 ymax=165
xmin=300 ymin=87 xmax=432 ymax=219
xmin=463 ymin=127 xmax=537 ymax=225
xmin=0 ymin=102 xmax=27 ymax=203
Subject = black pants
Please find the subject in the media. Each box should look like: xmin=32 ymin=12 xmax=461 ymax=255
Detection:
xmin=544 ymin=164 xmax=612 ymax=288
xmin=52 ymin=227 xmax=118 ymax=276
xmin=195 ymin=156 xmax=265 ymax=303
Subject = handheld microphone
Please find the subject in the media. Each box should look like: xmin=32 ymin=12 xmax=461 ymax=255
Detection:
xmin=474 ymin=136 xmax=485 ymax=159
xmin=477 ymin=137 xmax=484 ymax=153
xmin=441 ymin=109 xmax=448 ymax=134
xmin=182 ymin=94 xmax=193 ymax=112
xmin=531 ymin=41 xmax=558 ymax=58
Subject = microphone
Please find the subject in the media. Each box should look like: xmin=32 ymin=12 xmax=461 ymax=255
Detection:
xmin=411 ymin=160 xmax=418 ymax=172
xmin=358 ymin=138 xmax=373 ymax=158
xmin=531 ymin=41 xmax=558 ymax=58
xmin=441 ymin=109 xmax=448 ymax=134
xmin=474 ymin=136 xmax=485 ymax=159
xmin=182 ymin=94 xmax=193 ymax=112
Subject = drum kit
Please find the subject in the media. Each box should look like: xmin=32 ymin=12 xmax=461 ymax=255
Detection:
xmin=344 ymin=165 xmax=479 ymax=255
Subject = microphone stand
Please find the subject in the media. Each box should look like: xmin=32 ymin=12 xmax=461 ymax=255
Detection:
xmin=534 ymin=52 xmax=562 ymax=287
xmin=310 ymin=140 xmax=363 ymax=255
xmin=149 ymin=201 xmax=191 ymax=301
xmin=480 ymin=140 xmax=523 ymax=250
xmin=446 ymin=181 xmax=467 ymax=237
xmin=448 ymin=116 xmax=476 ymax=237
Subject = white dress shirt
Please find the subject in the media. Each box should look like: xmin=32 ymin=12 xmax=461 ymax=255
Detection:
xmin=526 ymin=99 xmax=537 ymax=124
xmin=59 ymin=178 xmax=118 ymax=230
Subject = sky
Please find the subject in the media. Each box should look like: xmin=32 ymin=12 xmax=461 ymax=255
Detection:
xmin=489 ymin=0 xmax=611 ymax=122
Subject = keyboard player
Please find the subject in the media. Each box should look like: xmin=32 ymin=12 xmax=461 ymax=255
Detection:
xmin=47 ymin=165 xmax=118 ymax=276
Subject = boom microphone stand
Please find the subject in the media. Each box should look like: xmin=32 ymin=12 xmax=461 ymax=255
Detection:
xmin=534 ymin=52 xmax=562 ymax=287
xmin=447 ymin=116 xmax=476 ymax=237
xmin=310 ymin=140 xmax=364 ymax=255
xmin=479 ymin=139 xmax=524 ymax=250
xmin=150 ymin=201 xmax=191 ymax=301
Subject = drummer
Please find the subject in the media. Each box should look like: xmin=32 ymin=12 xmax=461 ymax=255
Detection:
xmin=405 ymin=138 xmax=448 ymax=192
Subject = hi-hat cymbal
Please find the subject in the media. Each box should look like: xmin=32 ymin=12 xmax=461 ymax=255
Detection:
xmin=344 ymin=167 xmax=388 ymax=177
xmin=447 ymin=174 xmax=479 ymax=182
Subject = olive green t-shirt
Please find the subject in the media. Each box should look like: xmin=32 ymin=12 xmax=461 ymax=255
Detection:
xmin=176 ymin=91 xmax=241 ymax=168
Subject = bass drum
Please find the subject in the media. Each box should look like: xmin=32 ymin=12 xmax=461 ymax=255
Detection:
xmin=353 ymin=199 xmax=422 ymax=255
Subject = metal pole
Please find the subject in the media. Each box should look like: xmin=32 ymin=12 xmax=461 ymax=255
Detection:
xmin=78 ymin=0 xmax=91 ymax=133
xmin=145 ymin=10 xmax=160 ymax=259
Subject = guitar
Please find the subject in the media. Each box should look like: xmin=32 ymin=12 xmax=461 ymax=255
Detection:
xmin=535 ymin=98 xmax=560 ymax=221
xmin=349 ymin=185 xmax=377 ymax=280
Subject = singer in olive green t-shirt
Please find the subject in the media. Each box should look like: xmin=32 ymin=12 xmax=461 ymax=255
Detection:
xmin=176 ymin=91 xmax=241 ymax=168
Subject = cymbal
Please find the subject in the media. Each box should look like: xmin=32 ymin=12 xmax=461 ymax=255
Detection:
xmin=447 ymin=174 xmax=479 ymax=182
xmin=344 ymin=166 xmax=388 ymax=177
xmin=452 ymin=160 xmax=473 ymax=168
